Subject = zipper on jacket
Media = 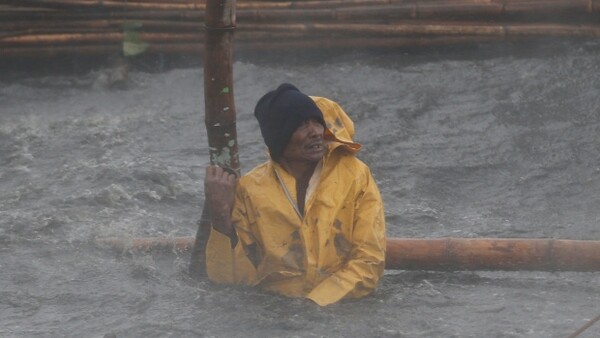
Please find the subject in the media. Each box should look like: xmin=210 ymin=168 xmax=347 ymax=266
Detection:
xmin=273 ymin=167 xmax=303 ymax=220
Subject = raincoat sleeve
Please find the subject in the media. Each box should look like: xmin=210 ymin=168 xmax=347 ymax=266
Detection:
xmin=205 ymin=183 xmax=259 ymax=285
xmin=306 ymin=169 xmax=386 ymax=306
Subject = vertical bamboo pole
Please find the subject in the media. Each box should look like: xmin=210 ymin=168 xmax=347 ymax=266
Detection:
xmin=189 ymin=0 xmax=238 ymax=279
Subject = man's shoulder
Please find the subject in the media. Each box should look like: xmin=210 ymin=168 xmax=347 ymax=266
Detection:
xmin=239 ymin=161 xmax=273 ymax=185
xmin=333 ymin=151 xmax=370 ymax=172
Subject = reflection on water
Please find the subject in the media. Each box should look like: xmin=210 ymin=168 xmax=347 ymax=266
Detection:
xmin=1 ymin=40 xmax=599 ymax=337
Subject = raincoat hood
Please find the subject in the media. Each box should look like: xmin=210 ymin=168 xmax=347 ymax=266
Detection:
xmin=311 ymin=96 xmax=362 ymax=154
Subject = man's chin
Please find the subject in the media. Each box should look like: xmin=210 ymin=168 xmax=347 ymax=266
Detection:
xmin=306 ymin=152 xmax=324 ymax=163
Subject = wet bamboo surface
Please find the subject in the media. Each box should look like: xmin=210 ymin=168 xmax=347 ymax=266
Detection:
xmin=189 ymin=0 xmax=240 ymax=279
xmin=2 ymin=0 xmax=600 ymax=58
xmin=94 ymin=236 xmax=600 ymax=272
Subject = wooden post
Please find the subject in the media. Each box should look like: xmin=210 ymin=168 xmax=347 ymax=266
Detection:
xmin=189 ymin=0 xmax=238 ymax=279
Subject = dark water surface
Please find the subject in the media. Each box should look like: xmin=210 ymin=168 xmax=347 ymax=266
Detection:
xmin=1 ymin=40 xmax=599 ymax=337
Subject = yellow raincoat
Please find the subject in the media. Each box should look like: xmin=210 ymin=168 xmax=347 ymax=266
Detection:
xmin=206 ymin=96 xmax=386 ymax=306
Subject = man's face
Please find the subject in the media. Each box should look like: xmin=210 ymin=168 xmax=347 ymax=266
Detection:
xmin=281 ymin=118 xmax=325 ymax=165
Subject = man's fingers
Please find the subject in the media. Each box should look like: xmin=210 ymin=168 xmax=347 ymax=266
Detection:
xmin=221 ymin=166 xmax=237 ymax=177
xmin=206 ymin=165 xmax=228 ymax=178
xmin=205 ymin=164 xmax=217 ymax=177
xmin=205 ymin=165 xmax=236 ymax=186
xmin=220 ymin=168 xmax=236 ymax=181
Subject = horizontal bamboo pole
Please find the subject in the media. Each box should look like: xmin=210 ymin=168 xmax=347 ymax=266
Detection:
xmin=4 ymin=8 xmax=599 ymax=33
xmin=3 ymin=0 xmax=599 ymax=17
xmin=236 ymin=22 xmax=600 ymax=38
xmin=94 ymin=236 xmax=600 ymax=271
xmin=2 ymin=0 xmax=207 ymax=11
xmin=1 ymin=32 xmax=201 ymax=45
xmin=5 ymin=22 xmax=600 ymax=47
xmin=504 ymin=0 xmax=591 ymax=14
xmin=0 ymin=10 xmax=204 ymax=22
xmin=9 ymin=0 xmax=600 ymax=11
xmin=122 ymin=0 xmax=204 ymax=3
xmin=6 ymin=20 xmax=600 ymax=39
xmin=386 ymin=238 xmax=600 ymax=271
xmin=0 ymin=0 xmax=402 ymax=12
xmin=2 ymin=0 xmax=353 ymax=11
xmin=0 ymin=19 xmax=204 ymax=32
xmin=2 ymin=1 xmax=599 ymax=24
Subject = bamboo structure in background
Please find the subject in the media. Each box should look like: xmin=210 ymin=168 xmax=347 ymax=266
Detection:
xmin=2 ymin=0 xmax=600 ymax=59
xmin=95 ymin=236 xmax=600 ymax=272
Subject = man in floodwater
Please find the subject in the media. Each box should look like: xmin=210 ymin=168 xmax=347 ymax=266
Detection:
xmin=204 ymin=83 xmax=386 ymax=306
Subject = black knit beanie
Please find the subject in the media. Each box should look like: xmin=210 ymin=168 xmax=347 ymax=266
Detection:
xmin=254 ymin=83 xmax=326 ymax=162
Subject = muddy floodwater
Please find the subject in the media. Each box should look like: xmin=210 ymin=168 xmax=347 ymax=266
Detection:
xmin=1 ymin=40 xmax=599 ymax=337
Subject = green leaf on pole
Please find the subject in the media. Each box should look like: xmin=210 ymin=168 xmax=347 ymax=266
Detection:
xmin=122 ymin=26 xmax=149 ymax=57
